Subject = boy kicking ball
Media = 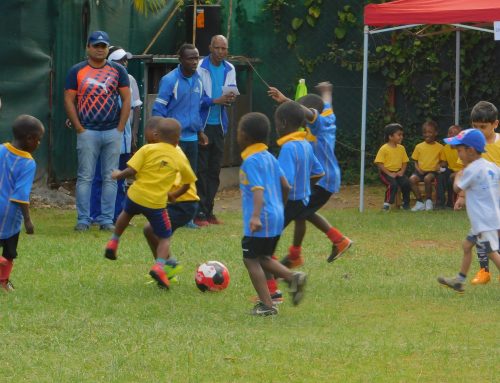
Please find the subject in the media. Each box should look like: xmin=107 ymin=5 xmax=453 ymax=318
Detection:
xmin=104 ymin=117 xmax=196 ymax=289
xmin=437 ymin=129 xmax=500 ymax=293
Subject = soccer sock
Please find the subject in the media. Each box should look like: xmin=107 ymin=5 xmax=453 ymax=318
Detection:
xmin=267 ymin=278 xmax=278 ymax=295
xmin=0 ymin=259 xmax=13 ymax=281
xmin=477 ymin=251 xmax=489 ymax=272
xmin=457 ymin=273 xmax=466 ymax=282
xmin=288 ymin=245 xmax=302 ymax=260
xmin=156 ymin=258 xmax=167 ymax=266
xmin=111 ymin=233 xmax=120 ymax=242
xmin=326 ymin=227 xmax=343 ymax=244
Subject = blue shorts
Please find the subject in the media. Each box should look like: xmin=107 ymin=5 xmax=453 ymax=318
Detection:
xmin=167 ymin=201 xmax=198 ymax=232
xmin=124 ymin=197 xmax=172 ymax=239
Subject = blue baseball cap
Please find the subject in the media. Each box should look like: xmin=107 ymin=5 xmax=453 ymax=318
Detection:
xmin=88 ymin=31 xmax=110 ymax=46
xmin=444 ymin=128 xmax=486 ymax=153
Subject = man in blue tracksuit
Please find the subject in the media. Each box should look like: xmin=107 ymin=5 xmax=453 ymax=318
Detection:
xmin=152 ymin=43 xmax=207 ymax=172
xmin=196 ymin=35 xmax=238 ymax=225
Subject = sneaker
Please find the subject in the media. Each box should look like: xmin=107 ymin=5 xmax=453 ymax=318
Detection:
xmin=164 ymin=258 xmax=183 ymax=280
xmin=207 ymin=215 xmax=223 ymax=225
xmin=0 ymin=256 xmax=8 ymax=266
xmin=0 ymin=279 xmax=14 ymax=292
xmin=251 ymin=290 xmax=285 ymax=305
xmin=289 ymin=272 xmax=307 ymax=306
xmin=74 ymin=223 xmax=89 ymax=232
xmin=184 ymin=220 xmax=200 ymax=229
xmin=471 ymin=268 xmax=491 ymax=285
xmin=100 ymin=224 xmax=115 ymax=231
xmin=193 ymin=217 xmax=209 ymax=227
xmin=402 ymin=203 xmax=411 ymax=210
xmin=437 ymin=276 xmax=465 ymax=293
xmin=411 ymin=201 xmax=425 ymax=212
xmin=327 ymin=236 xmax=353 ymax=263
xmin=149 ymin=263 xmax=170 ymax=289
xmin=104 ymin=239 xmax=118 ymax=260
xmin=424 ymin=199 xmax=433 ymax=211
xmin=249 ymin=302 xmax=278 ymax=316
xmin=382 ymin=203 xmax=390 ymax=212
xmin=280 ymin=255 xmax=304 ymax=269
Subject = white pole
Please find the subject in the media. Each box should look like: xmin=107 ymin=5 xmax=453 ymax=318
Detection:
xmin=455 ymin=29 xmax=460 ymax=125
xmin=360 ymin=26 xmax=369 ymax=213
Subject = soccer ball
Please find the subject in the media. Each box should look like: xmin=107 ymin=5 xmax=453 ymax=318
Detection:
xmin=195 ymin=261 xmax=230 ymax=292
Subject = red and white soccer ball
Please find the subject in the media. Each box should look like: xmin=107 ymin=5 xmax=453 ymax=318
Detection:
xmin=195 ymin=261 xmax=230 ymax=292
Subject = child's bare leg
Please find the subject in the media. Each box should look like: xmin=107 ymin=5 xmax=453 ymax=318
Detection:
xmin=114 ymin=211 xmax=133 ymax=236
xmin=156 ymin=238 xmax=171 ymax=262
xmin=244 ymin=258 xmax=273 ymax=308
xmin=260 ymin=257 xmax=293 ymax=283
xmin=459 ymin=239 xmax=474 ymax=276
xmin=487 ymin=250 xmax=500 ymax=271
xmin=409 ymin=175 xmax=422 ymax=200
xmin=308 ymin=213 xmax=330 ymax=233
xmin=424 ymin=173 xmax=435 ymax=200
xmin=293 ymin=220 xmax=306 ymax=246
xmin=143 ymin=223 xmax=159 ymax=258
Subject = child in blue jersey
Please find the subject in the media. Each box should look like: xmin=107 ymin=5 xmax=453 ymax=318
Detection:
xmin=238 ymin=112 xmax=307 ymax=316
xmin=268 ymin=86 xmax=352 ymax=268
xmin=0 ymin=115 xmax=45 ymax=292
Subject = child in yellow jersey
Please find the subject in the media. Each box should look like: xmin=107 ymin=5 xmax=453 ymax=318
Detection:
xmin=436 ymin=125 xmax=461 ymax=209
xmin=455 ymin=101 xmax=500 ymax=285
xmin=374 ymin=123 xmax=411 ymax=211
xmin=409 ymin=120 xmax=443 ymax=211
xmin=143 ymin=146 xmax=199 ymax=264
xmin=104 ymin=117 xmax=196 ymax=289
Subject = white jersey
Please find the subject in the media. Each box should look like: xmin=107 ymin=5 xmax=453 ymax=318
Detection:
xmin=458 ymin=158 xmax=500 ymax=234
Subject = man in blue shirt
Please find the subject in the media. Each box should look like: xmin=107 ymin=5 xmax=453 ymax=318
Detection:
xmin=152 ymin=43 xmax=207 ymax=173
xmin=64 ymin=31 xmax=131 ymax=232
xmin=196 ymin=35 xmax=237 ymax=225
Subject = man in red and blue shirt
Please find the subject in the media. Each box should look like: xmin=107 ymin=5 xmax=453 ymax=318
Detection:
xmin=64 ymin=31 xmax=131 ymax=231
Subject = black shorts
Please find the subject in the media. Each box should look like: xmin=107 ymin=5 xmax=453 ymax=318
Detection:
xmin=242 ymin=236 xmax=280 ymax=259
xmin=411 ymin=171 xmax=437 ymax=181
xmin=167 ymin=201 xmax=198 ymax=232
xmin=284 ymin=199 xmax=311 ymax=228
xmin=305 ymin=185 xmax=332 ymax=214
xmin=0 ymin=232 xmax=20 ymax=260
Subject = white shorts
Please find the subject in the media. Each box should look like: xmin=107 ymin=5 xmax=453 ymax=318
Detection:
xmin=466 ymin=230 xmax=499 ymax=253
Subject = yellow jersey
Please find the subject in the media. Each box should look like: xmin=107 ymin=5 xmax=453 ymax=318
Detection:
xmin=127 ymin=142 xmax=196 ymax=209
xmin=440 ymin=144 xmax=461 ymax=172
xmin=411 ymin=141 xmax=443 ymax=172
xmin=374 ymin=143 xmax=409 ymax=172
xmin=171 ymin=146 xmax=200 ymax=202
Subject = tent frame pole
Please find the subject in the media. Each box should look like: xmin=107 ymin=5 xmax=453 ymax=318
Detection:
xmin=360 ymin=26 xmax=369 ymax=212
xmin=455 ymin=30 xmax=460 ymax=125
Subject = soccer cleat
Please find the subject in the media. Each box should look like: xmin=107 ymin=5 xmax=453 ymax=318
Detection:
xmin=0 ymin=256 xmax=8 ymax=266
xmin=382 ymin=203 xmax=390 ymax=212
xmin=74 ymin=223 xmax=89 ymax=232
xmin=0 ymin=279 xmax=15 ymax=292
xmin=184 ymin=220 xmax=200 ymax=229
xmin=207 ymin=215 xmax=223 ymax=225
xmin=470 ymin=268 xmax=491 ymax=285
xmin=411 ymin=201 xmax=425 ymax=212
xmin=280 ymin=255 xmax=304 ymax=269
xmin=327 ymin=237 xmax=353 ymax=263
xmin=149 ymin=263 xmax=170 ymax=289
xmin=164 ymin=258 xmax=183 ymax=280
xmin=437 ymin=276 xmax=465 ymax=293
xmin=424 ymin=199 xmax=433 ymax=211
xmin=250 ymin=302 xmax=278 ymax=316
xmin=251 ymin=290 xmax=285 ymax=305
xmin=104 ymin=239 xmax=119 ymax=260
xmin=289 ymin=272 xmax=307 ymax=306
xmin=193 ymin=217 xmax=210 ymax=227
xmin=100 ymin=224 xmax=115 ymax=232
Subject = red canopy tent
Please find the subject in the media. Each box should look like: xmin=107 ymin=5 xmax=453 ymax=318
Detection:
xmin=359 ymin=0 xmax=499 ymax=211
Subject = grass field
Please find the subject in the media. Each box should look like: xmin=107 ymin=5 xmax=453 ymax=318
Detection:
xmin=1 ymin=205 xmax=499 ymax=382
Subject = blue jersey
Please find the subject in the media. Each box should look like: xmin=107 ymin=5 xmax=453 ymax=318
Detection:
xmin=65 ymin=60 xmax=130 ymax=131
xmin=152 ymin=65 xmax=204 ymax=141
xmin=240 ymin=144 xmax=284 ymax=237
xmin=0 ymin=144 xmax=36 ymax=239
xmin=306 ymin=103 xmax=341 ymax=193
xmin=277 ymin=131 xmax=324 ymax=204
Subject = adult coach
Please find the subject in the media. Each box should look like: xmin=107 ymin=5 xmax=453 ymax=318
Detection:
xmin=196 ymin=35 xmax=237 ymax=225
xmin=152 ymin=43 xmax=207 ymax=171
xmin=64 ymin=31 xmax=131 ymax=231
